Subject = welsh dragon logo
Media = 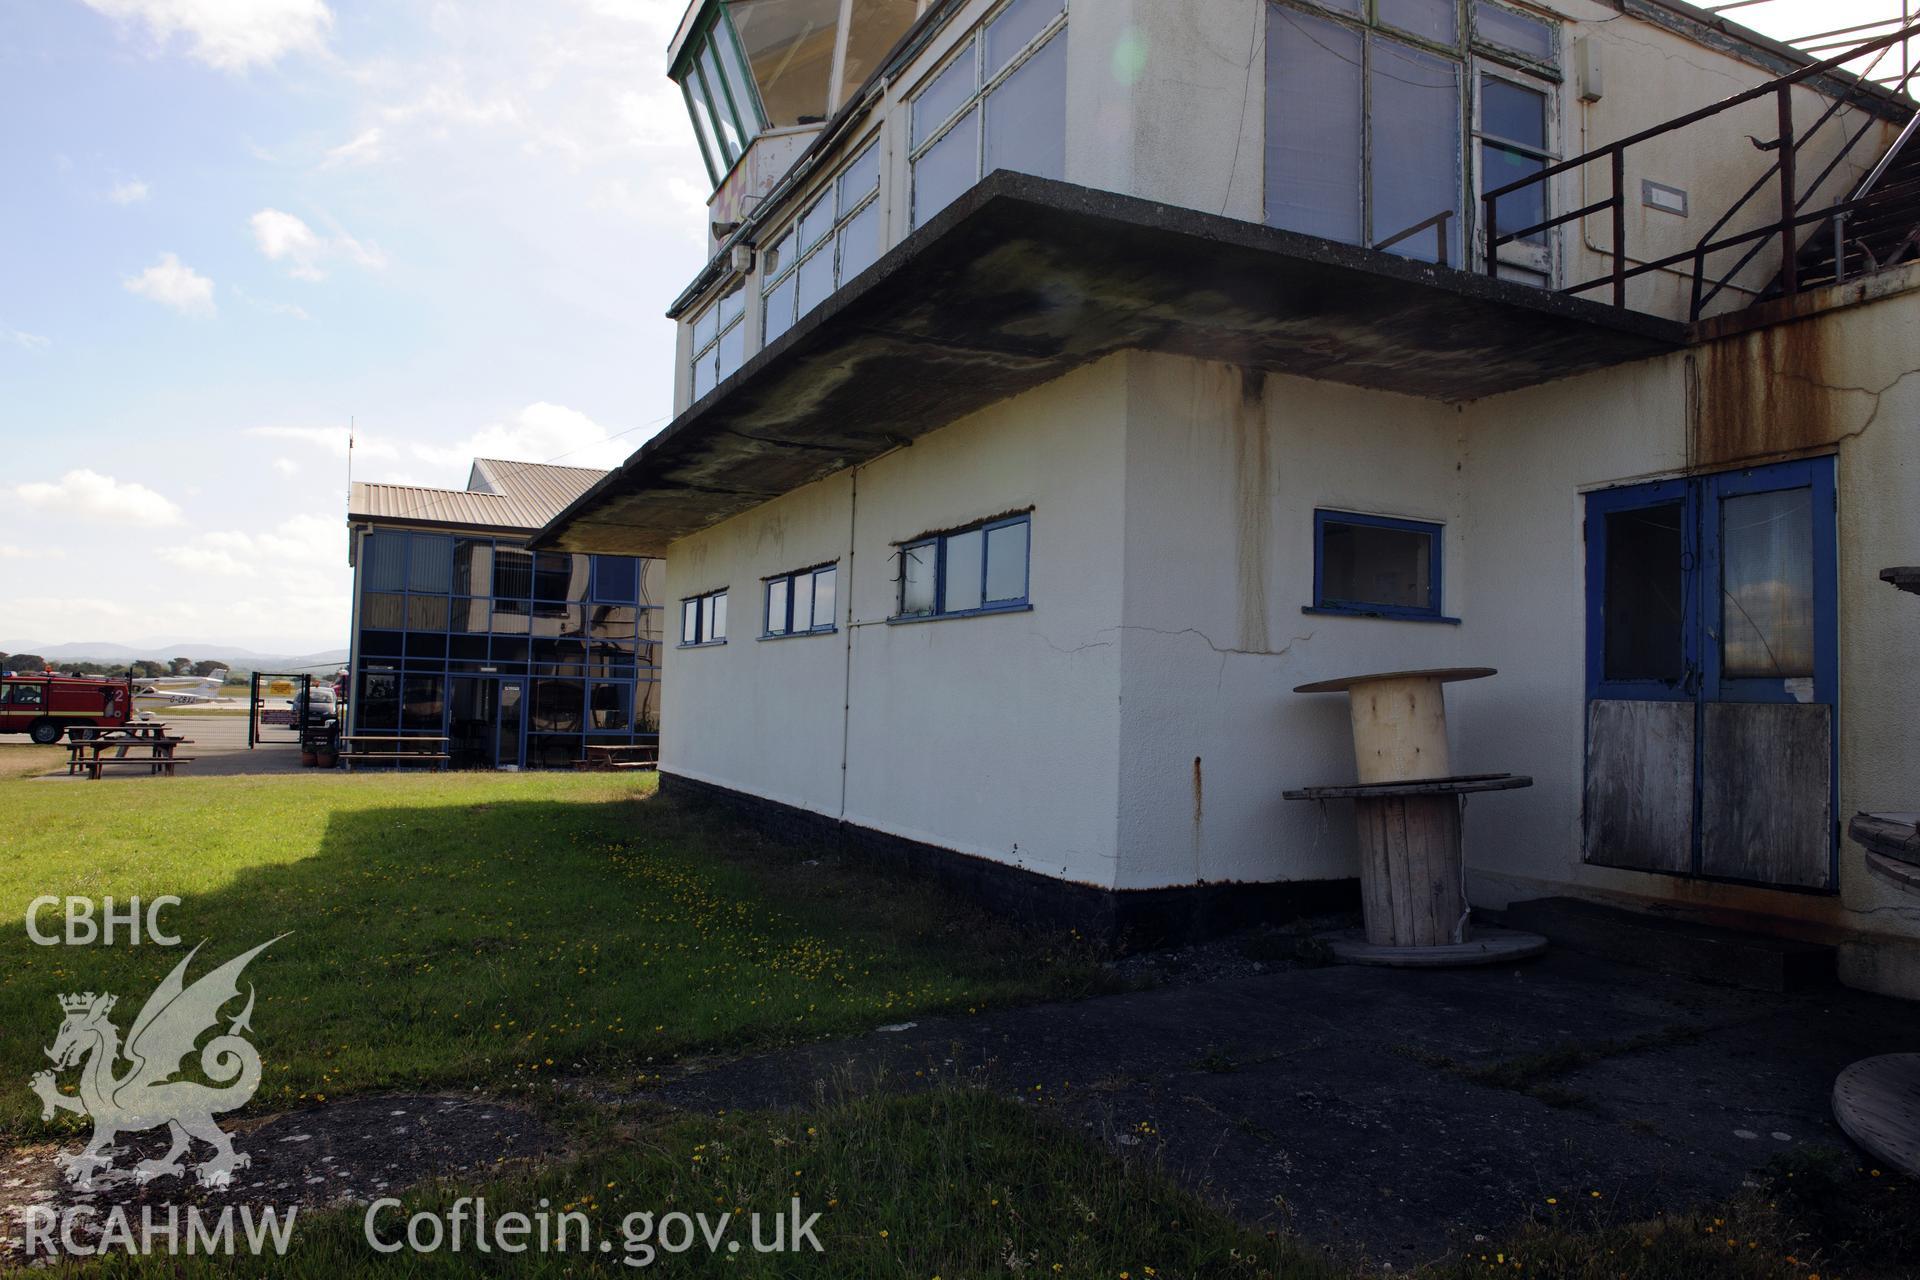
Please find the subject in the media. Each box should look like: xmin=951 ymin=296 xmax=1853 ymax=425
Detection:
xmin=29 ymin=938 xmax=284 ymax=1191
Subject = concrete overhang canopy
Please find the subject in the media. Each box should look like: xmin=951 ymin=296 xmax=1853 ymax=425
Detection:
xmin=535 ymin=173 xmax=1686 ymax=556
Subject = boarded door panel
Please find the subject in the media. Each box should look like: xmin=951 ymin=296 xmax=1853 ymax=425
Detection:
xmin=1584 ymin=699 xmax=1694 ymax=874
xmin=1700 ymin=702 xmax=1833 ymax=889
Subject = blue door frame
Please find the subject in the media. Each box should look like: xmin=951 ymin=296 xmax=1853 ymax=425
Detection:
xmin=1583 ymin=455 xmax=1839 ymax=892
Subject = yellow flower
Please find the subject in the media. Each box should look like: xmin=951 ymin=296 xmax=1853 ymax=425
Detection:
xmin=879 ymin=1229 xmax=889 ymax=1239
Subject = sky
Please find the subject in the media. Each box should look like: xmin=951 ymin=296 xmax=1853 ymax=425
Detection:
xmin=0 ymin=0 xmax=1900 ymax=658
xmin=0 ymin=0 xmax=710 ymax=656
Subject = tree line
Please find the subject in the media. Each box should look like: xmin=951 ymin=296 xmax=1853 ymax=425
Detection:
xmin=0 ymin=655 xmax=232 ymax=680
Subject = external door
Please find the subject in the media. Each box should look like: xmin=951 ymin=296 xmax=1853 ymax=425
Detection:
xmin=494 ymin=679 xmax=525 ymax=770
xmin=1582 ymin=456 xmax=1838 ymax=890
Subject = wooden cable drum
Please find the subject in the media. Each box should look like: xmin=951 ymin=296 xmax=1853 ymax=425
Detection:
xmin=1293 ymin=667 xmax=1494 ymax=784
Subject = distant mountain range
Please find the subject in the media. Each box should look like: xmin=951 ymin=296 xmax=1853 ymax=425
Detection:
xmin=0 ymin=641 xmax=348 ymax=670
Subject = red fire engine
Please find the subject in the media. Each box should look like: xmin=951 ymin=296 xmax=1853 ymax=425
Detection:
xmin=0 ymin=674 xmax=133 ymax=744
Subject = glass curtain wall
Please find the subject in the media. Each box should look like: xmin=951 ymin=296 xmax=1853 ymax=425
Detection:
xmin=352 ymin=528 xmax=663 ymax=768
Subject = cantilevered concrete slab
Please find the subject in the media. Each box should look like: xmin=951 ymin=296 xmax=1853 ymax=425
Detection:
xmin=535 ymin=172 xmax=1686 ymax=556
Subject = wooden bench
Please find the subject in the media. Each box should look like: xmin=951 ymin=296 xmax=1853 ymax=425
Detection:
xmin=341 ymin=752 xmax=451 ymax=771
xmin=576 ymin=743 xmax=661 ymax=772
xmin=82 ymin=756 xmax=196 ymax=779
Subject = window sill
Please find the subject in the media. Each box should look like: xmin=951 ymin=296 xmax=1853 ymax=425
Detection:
xmin=758 ymin=628 xmax=839 ymax=641
xmin=1301 ymin=605 xmax=1460 ymax=626
xmin=676 ymin=640 xmax=729 ymax=649
xmin=887 ymin=602 xmax=1033 ymax=626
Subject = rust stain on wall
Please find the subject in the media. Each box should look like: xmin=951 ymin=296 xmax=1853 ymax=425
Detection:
xmin=1232 ymin=367 xmax=1271 ymax=653
xmin=1692 ymin=318 xmax=1845 ymax=467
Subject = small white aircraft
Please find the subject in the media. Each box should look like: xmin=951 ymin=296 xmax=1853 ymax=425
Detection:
xmin=132 ymin=669 xmax=229 ymax=710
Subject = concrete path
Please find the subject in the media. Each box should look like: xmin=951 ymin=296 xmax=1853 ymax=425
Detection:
xmin=641 ymin=950 xmax=1920 ymax=1265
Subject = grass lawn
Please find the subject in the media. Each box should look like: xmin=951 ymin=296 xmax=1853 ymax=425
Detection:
xmin=6 ymin=767 xmax=1915 ymax=1278
xmin=0 ymin=769 xmax=1110 ymax=1138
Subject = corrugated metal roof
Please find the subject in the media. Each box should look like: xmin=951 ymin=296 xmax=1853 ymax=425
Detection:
xmin=349 ymin=458 xmax=608 ymax=532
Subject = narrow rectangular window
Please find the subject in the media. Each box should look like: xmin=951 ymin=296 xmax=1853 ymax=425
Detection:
xmin=899 ymin=541 xmax=937 ymax=616
xmin=1312 ymin=511 xmax=1446 ymax=620
xmin=811 ymin=564 xmax=836 ymax=629
xmin=765 ymin=577 xmax=791 ymax=635
xmin=679 ymin=590 xmax=727 ymax=645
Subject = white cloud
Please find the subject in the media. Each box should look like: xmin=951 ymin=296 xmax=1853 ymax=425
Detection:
xmin=158 ymin=514 xmax=344 ymax=578
xmin=232 ymin=286 xmax=311 ymax=321
xmin=4 ymin=328 xmax=50 ymax=352
xmin=323 ymin=127 xmax=387 ymax=167
xmin=108 ymin=178 xmax=150 ymax=204
xmin=272 ymin=457 xmax=298 ymax=476
xmin=13 ymin=469 xmax=183 ymax=526
xmin=78 ymin=0 xmax=333 ymax=72
xmin=249 ymin=209 xmax=386 ymax=281
xmin=0 ymin=544 xmax=37 ymax=559
xmin=414 ymin=402 xmax=639 ymax=471
xmin=123 ymin=253 xmax=215 ymax=315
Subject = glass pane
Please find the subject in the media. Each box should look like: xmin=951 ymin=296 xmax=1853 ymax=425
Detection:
xmin=1379 ymin=0 xmax=1458 ymax=45
xmin=1369 ymin=37 xmax=1461 ymax=264
xmin=900 ymin=541 xmax=935 ymax=615
xmin=534 ymin=552 xmax=577 ymax=600
xmin=361 ymin=592 xmax=405 ymax=629
xmin=717 ymin=321 xmax=746 ymax=380
xmin=682 ymin=599 xmax=700 ymax=644
xmin=1476 ymin=2 xmax=1554 ymax=60
xmin=1603 ymin=503 xmax=1685 ymax=683
xmin=682 ymin=77 xmax=723 ymax=180
xmin=944 ymin=528 xmax=984 ymax=612
xmin=592 ymin=556 xmax=639 ymax=603
xmin=913 ymin=43 xmax=977 ymax=150
xmin=401 ymin=675 xmax=444 ymax=731
xmin=718 ymin=287 xmax=746 ymax=326
xmin=453 ymin=539 xmax=491 ymax=594
xmin=797 ymin=244 xmax=836 ymax=316
xmin=363 ymin=530 xmax=407 ymax=590
xmin=837 ymin=145 xmax=881 ymax=215
xmin=984 ymin=520 xmax=1029 ymax=602
xmin=766 ymin=577 xmax=790 ymax=634
xmin=407 ymin=595 xmax=449 ymax=632
xmin=986 ymin=0 xmax=1063 ymax=77
xmin=1721 ymin=488 xmax=1815 ymax=678
xmin=710 ymin=592 xmax=728 ymax=640
xmin=700 ymin=43 xmax=746 ymax=159
xmin=1320 ymin=518 xmax=1433 ymax=609
xmin=799 ymin=193 xmax=834 ymax=250
xmin=791 ymin=574 xmax=814 ymax=632
xmin=912 ymin=106 xmax=978 ymax=228
xmin=837 ymin=199 xmax=882 ymax=282
xmin=1484 ymin=142 xmax=1546 ymax=243
xmin=984 ymin=34 xmax=1065 ymax=181
xmin=730 ymin=0 xmax=839 ymax=127
xmin=1482 ymin=77 xmax=1546 ymax=148
xmin=693 ymin=349 xmax=718 ymax=399
xmin=407 ymin=533 xmax=453 ymax=593
xmin=590 ymin=682 xmax=632 ymax=731
xmin=764 ymin=274 xmax=797 ymax=343
xmin=763 ymin=226 xmax=796 ymax=286
xmin=1265 ymin=9 xmax=1363 ymax=244
xmin=493 ymin=548 xmax=532 ymax=600
xmin=496 ymin=682 xmax=522 ymax=765
xmin=812 ymin=565 xmax=836 ymax=629
xmin=357 ymin=672 xmax=399 ymax=728
xmin=841 ymin=0 xmax=917 ymax=99
xmin=692 ymin=303 xmax=719 ymax=351
xmin=716 ymin=14 xmax=763 ymax=127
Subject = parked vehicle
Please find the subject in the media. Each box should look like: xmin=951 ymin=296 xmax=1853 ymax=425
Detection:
xmin=0 ymin=675 xmax=133 ymax=744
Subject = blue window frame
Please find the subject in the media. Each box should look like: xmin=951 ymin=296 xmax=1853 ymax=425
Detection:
xmin=1308 ymin=509 xmax=1454 ymax=623
xmin=894 ymin=514 xmax=1031 ymax=621
xmin=680 ymin=589 xmax=728 ymax=646
xmin=763 ymin=563 xmax=838 ymax=637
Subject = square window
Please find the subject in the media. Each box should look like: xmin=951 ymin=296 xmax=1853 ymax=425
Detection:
xmin=1314 ymin=511 xmax=1443 ymax=618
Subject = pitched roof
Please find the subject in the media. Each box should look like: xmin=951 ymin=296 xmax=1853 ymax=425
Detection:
xmin=350 ymin=457 xmax=608 ymax=533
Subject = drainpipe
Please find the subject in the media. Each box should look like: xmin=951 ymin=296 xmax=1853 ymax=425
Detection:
xmin=838 ymin=467 xmax=858 ymax=821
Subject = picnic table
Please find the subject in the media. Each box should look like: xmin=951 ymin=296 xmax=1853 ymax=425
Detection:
xmin=340 ymin=735 xmax=450 ymax=771
xmin=576 ymin=742 xmax=660 ymax=771
xmin=70 ymin=721 xmax=173 ymax=741
xmin=65 ymin=727 xmax=194 ymax=779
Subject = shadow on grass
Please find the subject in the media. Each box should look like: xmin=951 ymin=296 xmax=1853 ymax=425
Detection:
xmin=0 ymin=785 xmax=1116 ymax=1141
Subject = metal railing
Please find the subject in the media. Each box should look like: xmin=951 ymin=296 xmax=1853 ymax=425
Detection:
xmin=1481 ymin=21 xmax=1920 ymax=318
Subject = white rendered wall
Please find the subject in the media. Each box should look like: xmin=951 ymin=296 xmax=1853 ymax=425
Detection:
xmin=662 ymin=357 xmax=1130 ymax=888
